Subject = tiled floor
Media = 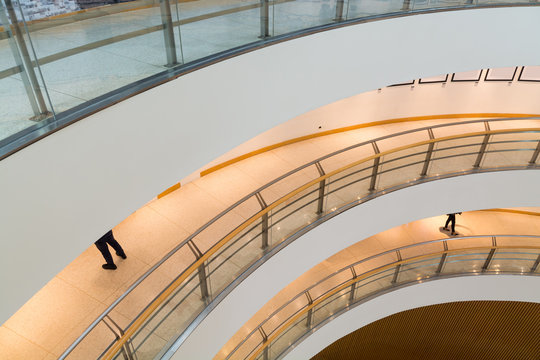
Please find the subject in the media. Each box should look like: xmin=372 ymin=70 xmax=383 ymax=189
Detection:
xmin=218 ymin=210 xmax=540 ymax=360
xmin=0 ymin=115 xmax=539 ymax=360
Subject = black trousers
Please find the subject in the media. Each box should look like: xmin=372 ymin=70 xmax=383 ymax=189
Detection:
xmin=95 ymin=230 xmax=125 ymax=265
xmin=445 ymin=214 xmax=456 ymax=233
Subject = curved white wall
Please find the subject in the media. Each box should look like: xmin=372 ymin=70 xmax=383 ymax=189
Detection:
xmin=285 ymin=275 xmax=540 ymax=360
xmin=171 ymin=170 xmax=540 ymax=360
xmin=1 ymin=7 xmax=540 ymax=323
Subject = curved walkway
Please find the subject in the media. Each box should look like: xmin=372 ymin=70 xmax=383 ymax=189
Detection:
xmin=1 ymin=116 xmax=539 ymax=359
xmin=216 ymin=210 xmax=540 ymax=359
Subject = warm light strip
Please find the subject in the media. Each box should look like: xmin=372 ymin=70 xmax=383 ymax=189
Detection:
xmin=482 ymin=209 xmax=540 ymax=217
xmin=247 ymin=245 xmax=540 ymax=360
xmin=199 ymin=113 xmax=539 ymax=177
xmin=103 ymin=127 xmax=540 ymax=359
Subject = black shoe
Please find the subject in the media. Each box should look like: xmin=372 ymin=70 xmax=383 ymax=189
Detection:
xmin=102 ymin=263 xmax=117 ymax=270
xmin=116 ymin=252 xmax=127 ymax=260
xmin=442 ymin=227 xmax=449 ymax=231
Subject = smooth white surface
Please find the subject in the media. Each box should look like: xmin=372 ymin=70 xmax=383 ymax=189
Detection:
xmin=198 ymin=79 xmax=540 ymax=175
xmin=1 ymin=7 xmax=540 ymax=323
xmin=285 ymin=275 xmax=540 ymax=360
xmin=171 ymin=170 xmax=540 ymax=360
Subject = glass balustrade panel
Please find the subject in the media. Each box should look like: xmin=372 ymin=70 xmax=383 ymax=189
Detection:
xmin=205 ymin=219 xmax=265 ymax=299
xmin=482 ymin=132 xmax=540 ymax=167
xmin=126 ymin=271 xmax=205 ymax=359
xmin=411 ymin=0 xmax=469 ymax=10
xmin=323 ymin=160 xmax=374 ymax=212
xmin=487 ymin=249 xmax=538 ymax=273
xmin=429 ymin=135 xmax=484 ymax=175
xmin=273 ymin=0 xmax=338 ymax=36
xmin=16 ymin=0 xmax=184 ymax=115
xmin=177 ymin=0 xmax=262 ymax=63
xmin=0 ymin=0 xmax=55 ymax=140
xmin=346 ymin=0 xmax=404 ymax=19
xmin=268 ymin=181 xmax=321 ymax=246
xmin=376 ymin=144 xmax=429 ymax=190
xmin=395 ymin=256 xmax=441 ymax=283
xmin=440 ymin=250 xmax=489 ymax=274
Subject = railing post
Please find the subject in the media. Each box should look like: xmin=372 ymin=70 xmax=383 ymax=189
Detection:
xmin=315 ymin=162 xmax=326 ymax=215
xmin=103 ymin=315 xmax=135 ymax=360
xmin=436 ymin=240 xmax=448 ymax=275
xmin=1 ymin=0 xmax=51 ymax=120
xmin=334 ymin=0 xmax=344 ymax=21
xmin=482 ymin=236 xmax=497 ymax=272
xmin=420 ymin=128 xmax=435 ymax=176
xmin=368 ymin=141 xmax=381 ymax=191
xmin=258 ymin=327 xmax=269 ymax=360
xmin=401 ymin=0 xmax=411 ymax=10
xmin=529 ymin=140 xmax=540 ymax=165
xmin=259 ymin=0 xmax=269 ymax=38
xmin=348 ymin=266 xmax=357 ymax=304
xmin=531 ymin=254 xmax=540 ymax=273
xmin=305 ymin=291 xmax=314 ymax=328
xmin=391 ymin=250 xmax=402 ymax=284
xmin=187 ymin=240 xmax=210 ymax=301
xmin=255 ymin=193 xmax=269 ymax=249
xmin=473 ymin=122 xmax=491 ymax=168
xmin=159 ymin=0 xmax=178 ymax=67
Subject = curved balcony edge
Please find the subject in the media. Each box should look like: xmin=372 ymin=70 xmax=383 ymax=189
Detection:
xmin=1 ymin=2 xmax=539 ymax=162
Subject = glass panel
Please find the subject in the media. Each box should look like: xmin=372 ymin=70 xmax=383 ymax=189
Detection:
xmin=440 ymin=250 xmax=489 ymax=274
xmin=412 ymin=0 xmax=468 ymax=10
xmin=130 ymin=272 xmax=205 ymax=359
xmin=268 ymin=182 xmax=320 ymax=245
xmin=482 ymin=132 xmax=539 ymax=168
xmin=376 ymin=144 xmax=428 ymax=190
xmin=429 ymin=135 xmax=484 ymax=175
xmin=311 ymin=287 xmax=349 ymax=324
xmin=205 ymin=218 xmax=264 ymax=298
xmin=178 ymin=0 xmax=262 ymax=63
xmin=17 ymin=0 xmax=183 ymax=115
xmin=309 ymin=269 xmax=351 ymax=300
xmin=487 ymin=249 xmax=538 ymax=273
xmin=353 ymin=268 xmax=395 ymax=300
xmin=264 ymin=296 xmax=308 ymax=335
xmin=324 ymin=160 xmax=374 ymax=212
xmin=269 ymin=312 xmax=309 ymax=359
xmin=396 ymin=257 xmax=440 ymax=283
xmin=273 ymin=0 xmax=337 ymax=36
xmin=0 ymin=0 xmax=54 ymax=139
xmin=346 ymin=0 xmax=404 ymax=19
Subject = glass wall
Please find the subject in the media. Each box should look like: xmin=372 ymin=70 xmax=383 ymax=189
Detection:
xmin=1 ymin=0 xmax=534 ymax=155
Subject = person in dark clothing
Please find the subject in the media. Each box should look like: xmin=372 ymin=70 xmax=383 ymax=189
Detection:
xmin=443 ymin=212 xmax=462 ymax=236
xmin=95 ymin=230 xmax=127 ymax=270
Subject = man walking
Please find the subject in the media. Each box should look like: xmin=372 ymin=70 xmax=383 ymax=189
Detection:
xmin=95 ymin=229 xmax=127 ymax=270
xmin=443 ymin=212 xmax=462 ymax=236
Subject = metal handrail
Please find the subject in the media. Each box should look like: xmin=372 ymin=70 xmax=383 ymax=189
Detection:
xmin=228 ymin=234 xmax=539 ymax=357
xmin=242 ymin=241 xmax=540 ymax=360
xmin=60 ymin=118 xmax=540 ymax=359
xmin=101 ymin=127 xmax=540 ymax=359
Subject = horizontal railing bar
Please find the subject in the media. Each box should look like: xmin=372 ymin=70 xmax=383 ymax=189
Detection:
xmin=247 ymin=245 xmax=540 ymax=360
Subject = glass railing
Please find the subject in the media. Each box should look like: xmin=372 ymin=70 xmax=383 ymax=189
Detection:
xmin=227 ymin=235 xmax=540 ymax=360
xmin=59 ymin=117 xmax=540 ymax=359
xmin=1 ymin=0 xmax=538 ymax=158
